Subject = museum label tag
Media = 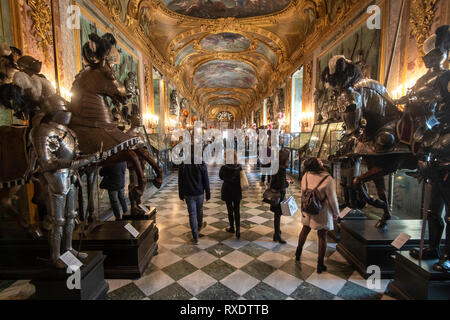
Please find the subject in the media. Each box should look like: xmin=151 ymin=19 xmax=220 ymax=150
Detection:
xmin=138 ymin=204 xmax=149 ymax=213
xmin=124 ymin=223 xmax=140 ymax=238
xmin=391 ymin=233 xmax=411 ymax=249
xmin=339 ymin=207 xmax=352 ymax=218
xmin=60 ymin=251 xmax=83 ymax=269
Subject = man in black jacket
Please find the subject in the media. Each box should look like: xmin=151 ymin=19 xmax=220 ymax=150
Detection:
xmin=178 ymin=152 xmax=211 ymax=244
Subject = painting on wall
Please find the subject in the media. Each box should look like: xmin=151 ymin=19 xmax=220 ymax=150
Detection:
xmin=315 ymin=19 xmax=382 ymax=119
xmin=78 ymin=10 xmax=140 ymax=109
xmin=201 ymin=33 xmax=250 ymax=52
xmin=209 ymin=97 xmax=240 ymax=106
xmin=161 ymin=0 xmax=292 ymax=19
xmin=193 ymin=60 xmax=257 ymax=89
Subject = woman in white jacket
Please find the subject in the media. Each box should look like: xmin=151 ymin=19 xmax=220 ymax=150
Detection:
xmin=296 ymin=157 xmax=340 ymax=273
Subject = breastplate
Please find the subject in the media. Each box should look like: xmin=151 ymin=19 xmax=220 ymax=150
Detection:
xmin=48 ymin=125 xmax=77 ymax=161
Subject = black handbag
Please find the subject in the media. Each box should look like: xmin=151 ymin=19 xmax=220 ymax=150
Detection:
xmin=263 ymin=188 xmax=281 ymax=206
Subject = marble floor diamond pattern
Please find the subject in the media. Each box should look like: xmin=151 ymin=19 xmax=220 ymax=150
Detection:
xmin=0 ymin=166 xmax=396 ymax=300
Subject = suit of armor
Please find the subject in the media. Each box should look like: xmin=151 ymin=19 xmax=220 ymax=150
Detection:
xmin=337 ymin=79 xmax=399 ymax=154
xmin=31 ymin=109 xmax=97 ymax=268
xmin=407 ymin=43 xmax=450 ymax=272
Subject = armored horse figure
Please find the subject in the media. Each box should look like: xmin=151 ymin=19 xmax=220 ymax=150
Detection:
xmin=322 ymin=55 xmax=417 ymax=228
xmin=68 ymin=33 xmax=162 ymax=217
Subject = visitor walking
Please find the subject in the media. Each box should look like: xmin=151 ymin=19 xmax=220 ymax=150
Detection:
xmin=296 ymin=157 xmax=339 ymax=274
xmin=178 ymin=147 xmax=210 ymax=244
xmin=269 ymin=148 xmax=291 ymax=244
xmin=100 ymin=162 xmax=128 ymax=221
xmin=261 ymin=130 xmax=272 ymax=185
xmin=220 ymin=151 xmax=243 ymax=239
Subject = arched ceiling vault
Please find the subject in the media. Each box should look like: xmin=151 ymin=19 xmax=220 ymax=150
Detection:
xmin=94 ymin=0 xmax=363 ymax=120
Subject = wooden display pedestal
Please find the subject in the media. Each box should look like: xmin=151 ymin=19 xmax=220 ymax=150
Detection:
xmin=337 ymin=220 xmax=440 ymax=279
xmin=388 ymin=251 xmax=450 ymax=300
xmin=74 ymin=220 xmax=158 ymax=279
xmin=30 ymin=251 xmax=108 ymax=300
xmin=122 ymin=206 xmax=156 ymax=221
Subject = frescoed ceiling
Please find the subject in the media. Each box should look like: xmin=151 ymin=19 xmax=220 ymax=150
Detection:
xmin=93 ymin=0 xmax=363 ymax=119
xmin=160 ymin=0 xmax=292 ymax=19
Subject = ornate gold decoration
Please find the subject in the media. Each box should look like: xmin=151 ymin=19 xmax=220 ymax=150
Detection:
xmin=410 ymin=0 xmax=438 ymax=59
xmin=303 ymin=60 xmax=313 ymax=94
xmin=27 ymin=0 xmax=53 ymax=56
xmin=90 ymin=0 xmax=368 ymax=119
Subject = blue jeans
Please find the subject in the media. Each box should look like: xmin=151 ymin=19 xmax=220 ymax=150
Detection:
xmin=185 ymin=195 xmax=204 ymax=240
xmin=108 ymin=189 xmax=128 ymax=220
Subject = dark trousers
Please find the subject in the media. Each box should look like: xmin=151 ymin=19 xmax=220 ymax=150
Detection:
xmin=185 ymin=195 xmax=204 ymax=240
xmin=108 ymin=188 xmax=128 ymax=220
xmin=261 ymin=172 xmax=271 ymax=183
xmin=226 ymin=200 xmax=241 ymax=231
xmin=273 ymin=190 xmax=286 ymax=239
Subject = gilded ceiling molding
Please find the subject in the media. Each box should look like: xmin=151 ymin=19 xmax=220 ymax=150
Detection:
xmin=410 ymin=0 xmax=438 ymax=60
xmin=167 ymin=24 xmax=288 ymax=61
xmin=27 ymin=0 xmax=53 ymax=57
xmin=92 ymin=0 xmax=367 ymax=119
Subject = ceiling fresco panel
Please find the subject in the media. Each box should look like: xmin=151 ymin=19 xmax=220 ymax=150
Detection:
xmin=209 ymin=97 xmax=241 ymax=106
xmin=201 ymin=33 xmax=251 ymax=52
xmin=175 ymin=43 xmax=196 ymax=66
xmin=255 ymin=42 xmax=277 ymax=65
xmin=193 ymin=60 xmax=257 ymax=89
xmin=161 ymin=0 xmax=292 ymax=19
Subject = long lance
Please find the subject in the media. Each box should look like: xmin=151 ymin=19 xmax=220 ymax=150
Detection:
xmin=384 ymin=0 xmax=406 ymax=87
xmin=419 ymin=181 xmax=432 ymax=260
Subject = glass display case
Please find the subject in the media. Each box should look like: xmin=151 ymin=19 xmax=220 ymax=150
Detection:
xmin=280 ymin=132 xmax=312 ymax=177
xmin=318 ymin=122 xmax=344 ymax=160
xmin=307 ymin=123 xmax=329 ymax=158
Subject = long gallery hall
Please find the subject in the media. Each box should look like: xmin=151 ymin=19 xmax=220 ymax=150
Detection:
xmin=0 ymin=0 xmax=449 ymax=304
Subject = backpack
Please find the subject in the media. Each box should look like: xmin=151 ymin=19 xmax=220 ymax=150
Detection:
xmin=301 ymin=173 xmax=329 ymax=215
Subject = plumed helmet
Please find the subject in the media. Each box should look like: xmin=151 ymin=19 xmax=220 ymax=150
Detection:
xmin=82 ymin=33 xmax=118 ymax=66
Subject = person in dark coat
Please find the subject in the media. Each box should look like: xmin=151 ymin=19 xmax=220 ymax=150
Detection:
xmin=261 ymin=130 xmax=272 ymax=184
xmin=269 ymin=148 xmax=291 ymax=244
xmin=219 ymin=151 xmax=243 ymax=239
xmin=100 ymin=162 xmax=128 ymax=220
xmin=179 ymin=147 xmax=211 ymax=244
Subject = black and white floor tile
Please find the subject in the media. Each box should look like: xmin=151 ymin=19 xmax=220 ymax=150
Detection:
xmin=0 ymin=166 xmax=397 ymax=300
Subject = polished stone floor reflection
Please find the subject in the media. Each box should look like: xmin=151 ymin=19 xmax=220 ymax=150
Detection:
xmin=0 ymin=166 xmax=397 ymax=300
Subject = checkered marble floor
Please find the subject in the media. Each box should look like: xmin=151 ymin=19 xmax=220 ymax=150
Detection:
xmin=0 ymin=166 xmax=397 ymax=300
xmin=106 ymin=166 xmax=396 ymax=301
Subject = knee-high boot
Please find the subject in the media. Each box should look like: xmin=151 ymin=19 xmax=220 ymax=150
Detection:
xmin=273 ymin=213 xmax=286 ymax=244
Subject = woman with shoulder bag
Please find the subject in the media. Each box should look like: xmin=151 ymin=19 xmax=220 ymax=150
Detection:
xmin=269 ymin=148 xmax=292 ymax=244
xmin=220 ymin=151 xmax=243 ymax=239
xmin=296 ymin=157 xmax=339 ymax=274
